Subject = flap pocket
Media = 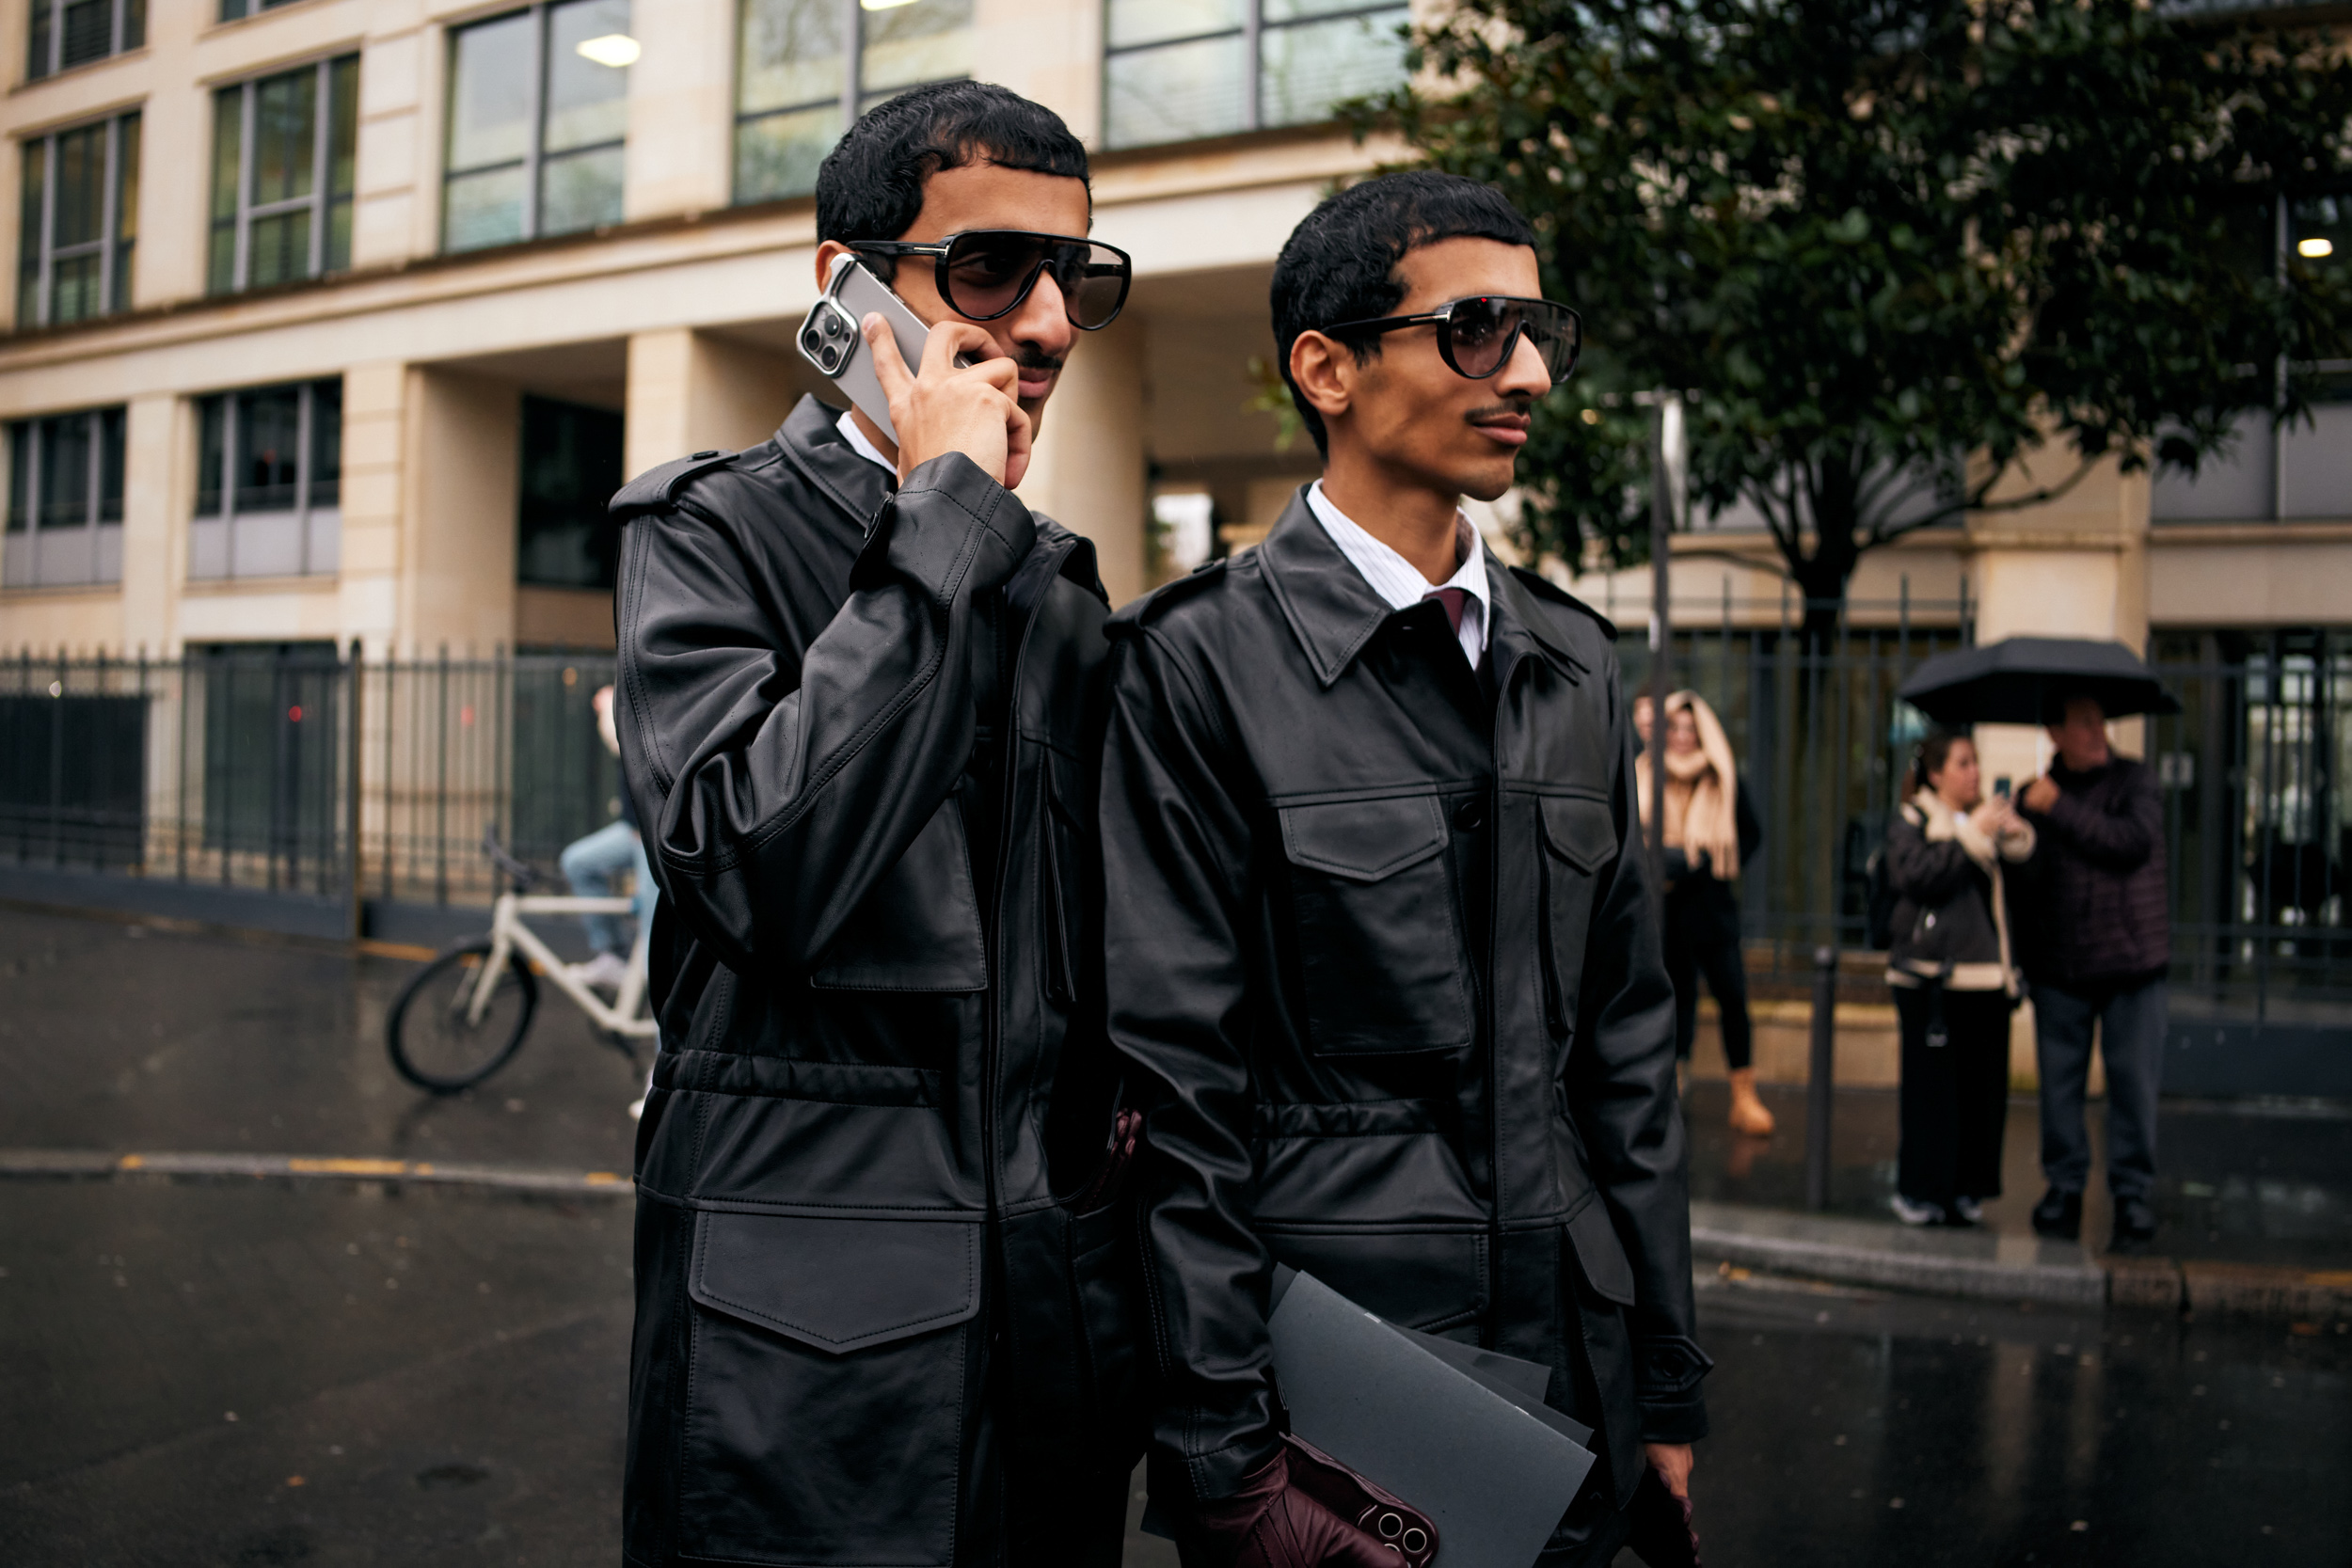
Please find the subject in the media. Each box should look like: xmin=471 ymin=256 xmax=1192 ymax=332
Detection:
xmin=689 ymin=1212 xmax=981 ymax=1354
xmin=1565 ymin=1201 xmax=1639 ymax=1307
xmin=1539 ymin=796 xmax=1618 ymax=876
xmin=812 ymin=795 xmax=987 ymax=991
xmin=1280 ymin=795 xmax=1448 ymax=882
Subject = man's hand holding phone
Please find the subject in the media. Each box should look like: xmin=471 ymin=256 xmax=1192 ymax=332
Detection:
xmin=864 ymin=315 xmax=1033 ymax=491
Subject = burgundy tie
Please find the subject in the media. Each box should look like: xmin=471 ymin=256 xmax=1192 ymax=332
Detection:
xmin=1423 ymin=586 xmax=1469 ymax=636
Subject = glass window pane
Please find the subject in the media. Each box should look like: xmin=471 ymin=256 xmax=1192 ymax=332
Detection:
xmin=516 ymin=394 xmax=626 ymax=588
xmin=196 ymin=396 xmax=226 ymax=516
xmin=50 ymin=253 xmax=101 ymax=324
xmin=211 ymin=89 xmax=244 ymax=225
xmin=328 ymin=56 xmax=359 ymax=200
xmin=2292 ymin=195 xmax=2352 ymax=280
xmin=858 ymin=0 xmax=973 ymax=96
xmin=29 ymin=3 xmax=53 ymax=81
xmin=738 ymin=0 xmax=846 ymax=118
xmin=325 ymin=197 xmax=352 ymax=275
xmin=735 ymin=103 xmax=841 ymax=203
xmin=251 ymin=67 xmax=320 ymax=207
xmin=1259 ymin=8 xmax=1407 ymax=130
xmin=60 ymin=0 xmax=109 ymax=69
xmin=40 ymin=414 xmax=92 ymax=532
xmin=447 ymin=12 xmax=537 ymax=173
xmin=8 ymin=425 xmax=31 ymax=531
xmin=98 ymin=407 xmax=124 ymax=524
xmin=444 ymin=165 xmax=529 ymax=252
xmin=114 ymin=114 xmax=139 ymax=312
xmin=52 ymin=123 xmax=105 ymax=248
xmin=539 ymin=145 xmax=625 ymax=236
xmin=547 ymin=0 xmax=633 ymax=153
xmin=20 ymin=143 xmax=44 ymax=326
xmin=246 ymin=210 xmax=311 ymax=289
xmin=308 ymin=380 xmax=341 ymax=510
xmin=124 ymin=0 xmax=142 ymax=48
xmin=1104 ymin=35 xmax=1248 ymax=149
xmin=1107 ymin=0 xmax=1242 ymax=51
xmin=236 ymin=387 xmax=302 ymax=513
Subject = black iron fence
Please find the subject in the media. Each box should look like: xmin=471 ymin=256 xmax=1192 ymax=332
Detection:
xmin=2 ymin=623 xmax=2345 ymax=1065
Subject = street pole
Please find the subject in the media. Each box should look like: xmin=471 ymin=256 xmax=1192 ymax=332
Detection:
xmin=1805 ymin=944 xmax=1836 ymax=1210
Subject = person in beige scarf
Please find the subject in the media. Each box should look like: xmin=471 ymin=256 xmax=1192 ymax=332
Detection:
xmin=1635 ymin=690 xmax=1771 ymax=1136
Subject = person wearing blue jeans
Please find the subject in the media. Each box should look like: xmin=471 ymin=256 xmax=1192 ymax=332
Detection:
xmin=561 ymin=685 xmax=655 ymax=994
xmin=2014 ymin=694 xmax=2170 ymax=1252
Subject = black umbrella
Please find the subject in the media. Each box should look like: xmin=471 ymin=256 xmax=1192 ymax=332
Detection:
xmin=1896 ymin=637 xmax=2182 ymax=727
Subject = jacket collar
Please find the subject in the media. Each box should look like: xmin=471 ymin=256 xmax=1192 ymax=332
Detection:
xmin=1261 ymin=483 xmax=1586 ymax=690
xmin=775 ymin=395 xmax=895 ymax=533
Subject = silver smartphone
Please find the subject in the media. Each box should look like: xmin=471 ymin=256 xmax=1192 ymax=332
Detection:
xmin=796 ymin=254 xmax=934 ymax=446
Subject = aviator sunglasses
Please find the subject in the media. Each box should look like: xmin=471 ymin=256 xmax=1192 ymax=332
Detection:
xmin=849 ymin=230 xmax=1135 ymax=331
xmin=1321 ymin=295 xmax=1582 ymax=383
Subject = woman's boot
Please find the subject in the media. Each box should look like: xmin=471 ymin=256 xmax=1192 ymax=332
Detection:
xmin=1727 ymin=1067 xmax=1775 ymax=1136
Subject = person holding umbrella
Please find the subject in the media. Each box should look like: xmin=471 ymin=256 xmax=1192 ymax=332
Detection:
xmin=1896 ymin=641 xmax=2177 ymax=1252
xmin=1881 ymin=730 xmax=2034 ymax=1226
xmin=2015 ymin=695 xmax=2169 ymax=1250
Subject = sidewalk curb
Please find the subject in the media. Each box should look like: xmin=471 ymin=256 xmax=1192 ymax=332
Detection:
xmin=0 ymin=1148 xmax=634 ymax=1198
xmin=1690 ymin=1203 xmax=2352 ymax=1320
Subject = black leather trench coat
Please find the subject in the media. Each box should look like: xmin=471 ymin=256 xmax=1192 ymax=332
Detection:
xmin=1098 ymin=493 xmax=1709 ymax=1552
xmin=612 ymin=399 xmax=1136 ymax=1568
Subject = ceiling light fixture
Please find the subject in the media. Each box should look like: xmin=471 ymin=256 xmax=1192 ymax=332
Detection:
xmin=2298 ymin=237 xmax=2334 ymax=259
xmin=576 ymin=33 xmax=641 ymax=68
xmin=861 ymin=0 xmax=923 ymax=10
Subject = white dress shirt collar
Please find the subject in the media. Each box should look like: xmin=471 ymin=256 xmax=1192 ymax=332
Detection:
xmin=837 ymin=409 xmax=896 ymax=477
xmin=1304 ymin=480 xmax=1491 ymax=667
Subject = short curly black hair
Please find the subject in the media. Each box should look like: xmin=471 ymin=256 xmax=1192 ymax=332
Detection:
xmin=814 ymin=82 xmax=1090 ymax=263
xmin=1270 ymin=171 xmax=1538 ymax=456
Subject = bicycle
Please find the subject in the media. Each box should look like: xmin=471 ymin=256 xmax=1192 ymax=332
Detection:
xmin=386 ymin=827 xmax=658 ymax=1093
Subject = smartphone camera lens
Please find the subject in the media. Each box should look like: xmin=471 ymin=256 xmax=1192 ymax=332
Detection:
xmin=802 ymin=328 xmax=822 ymax=353
xmin=821 ymin=312 xmax=845 ymax=340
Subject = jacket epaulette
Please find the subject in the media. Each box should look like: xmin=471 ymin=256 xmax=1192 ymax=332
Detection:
xmin=1107 ymin=556 xmax=1228 ymax=636
xmin=1509 ymin=564 xmax=1618 ymax=641
xmin=609 ymin=449 xmax=739 ymax=519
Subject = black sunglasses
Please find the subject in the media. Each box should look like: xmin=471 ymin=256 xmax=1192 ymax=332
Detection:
xmin=1321 ymin=295 xmax=1582 ymax=383
xmin=848 ymin=230 xmax=1134 ymax=331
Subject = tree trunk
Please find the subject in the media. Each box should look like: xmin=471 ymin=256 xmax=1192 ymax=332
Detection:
xmin=1788 ymin=456 xmax=1864 ymax=654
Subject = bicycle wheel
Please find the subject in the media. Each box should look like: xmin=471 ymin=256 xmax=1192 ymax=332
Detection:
xmin=387 ymin=939 xmax=539 ymax=1093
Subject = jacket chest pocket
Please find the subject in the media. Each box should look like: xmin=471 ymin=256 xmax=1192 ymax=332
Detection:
xmin=811 ymin=794 xmax=987 ymax=992
xmin=680 ymin=1211 xmax=981 ymax=1565
xmin=1538 ymin=796 xmax=1618 ymax=1036
xmin=1279 ymin=795 xmax=1472 ymax=1054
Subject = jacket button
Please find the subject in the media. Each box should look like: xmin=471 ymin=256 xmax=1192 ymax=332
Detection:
xmin=1454 ymin=797 xmax=1487 ymax=830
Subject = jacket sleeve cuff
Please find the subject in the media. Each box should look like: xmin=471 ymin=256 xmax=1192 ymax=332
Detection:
xmin=1638 ymin=1389 xmax=1709 ymax=1445
xmin=854 ymin=451 xmax=1036 ymax=595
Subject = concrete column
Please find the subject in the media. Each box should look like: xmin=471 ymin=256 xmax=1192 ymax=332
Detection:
xmin=626 ymin=0 xmax=736 ymax=220
xmin=624 ymin=327 xmax=806 ymax=480
xmin=1019 ymin=311 xmax=1149 ymax=606
xmin=400 ymin=368 xmax=520 ymax=656
xmin=118 ymin=393 xmax=181 ymax=655
xmin=129 ymin=6 xmax=214 ymax=308
xmin=337 ymin=362 xmax=408 ymax=658
xmin=974 ymin=0 xmax=1102 ymax=144
xmin=353 ymin=24 xmax=432 ymax=270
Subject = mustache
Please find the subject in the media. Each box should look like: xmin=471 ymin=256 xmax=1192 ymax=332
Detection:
xmin=1465 ymin=396 xmax=1534 ymax=421
xmin=1011 ymin=348 xmax=1064 ymax=374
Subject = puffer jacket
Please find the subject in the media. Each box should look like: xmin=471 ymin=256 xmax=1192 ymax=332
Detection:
xmin=1883 ymin=793 xmax=2035 ymax=993
xmin=1097 ymin=492 xmax=1708 ymax=1554
xmin=2014 ymin=756 xmax=2170 ymax=987
xmin=611 ymin=398 xmax=1136 ymax=1568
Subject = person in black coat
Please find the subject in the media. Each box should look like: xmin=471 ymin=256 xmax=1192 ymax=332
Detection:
xmin=1099 ymin=173 xmax=1707 ymax=1568
xmin=1882 ymin=731 xmax=2034 ymax=1227
xmin=1635 ymin=690 xmax=1770 ymax=1135
xmin=611 ymin=86 xmax=1138 ymax=1568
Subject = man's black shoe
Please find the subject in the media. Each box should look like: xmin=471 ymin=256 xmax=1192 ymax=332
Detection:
xmin=2111 ymin=1197 xmax=2159 ymax=1252
xmin=2030 ymin=1187 xmax=2083 ymax=1241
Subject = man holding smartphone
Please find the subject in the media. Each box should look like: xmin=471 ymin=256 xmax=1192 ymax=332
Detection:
xmin=609 ymin=83 xmax=1137 ymax=1568
xmin=1100 ymin=172 xmax=1708 ymax=1566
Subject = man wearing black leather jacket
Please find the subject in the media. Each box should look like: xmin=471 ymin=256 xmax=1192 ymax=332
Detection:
xmin=1100 ymin=173 xmax=1709 ymax=1566
xmin=610 ymin=84 xmax=1136 ymax=1568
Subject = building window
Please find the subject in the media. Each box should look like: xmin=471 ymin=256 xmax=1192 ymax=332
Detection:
xmin=1101 ymin=0 xmax=1407 ymax=150
xmin=517 ymin=395 xmax=625 ymax=589
xmin=17 ymin=111 xmax=138 ymax=327
xmin=4 ymin=406 xmax=125 ymax=589
xmin=217 ymin=1 xmax=309 ymax=18
xmin=208 ymin=55 xmax=358 ymax=294
xmin=734 ymin=0 xmax=972 ymax=204
xmin=191 ymin=378 xmax=342 ymax=580
xmin=444 ymin=1 xmax=634 ymax=253
xmin=25 ymin=0 xmax=143 ymax=81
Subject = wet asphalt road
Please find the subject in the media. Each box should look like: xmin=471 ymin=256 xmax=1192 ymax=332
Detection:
xmin=2 ymin=905 xmax=2348 ymax=1564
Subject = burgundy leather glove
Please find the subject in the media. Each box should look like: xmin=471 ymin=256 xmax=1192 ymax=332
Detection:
xmin=1625 ymin=1465 xmax=1702 ymax=1568
xmin=1183 ymin=1441 xmax=1422 ymax=1568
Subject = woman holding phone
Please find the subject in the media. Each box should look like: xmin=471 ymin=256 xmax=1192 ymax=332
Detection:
xmin=1883 ymin=731 xmax=2035 ymax=1226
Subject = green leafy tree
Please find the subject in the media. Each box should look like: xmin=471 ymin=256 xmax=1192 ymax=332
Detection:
xmin=1355 ymin=0 xmax=2352 ymax=641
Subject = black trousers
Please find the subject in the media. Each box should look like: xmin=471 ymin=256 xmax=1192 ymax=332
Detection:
xmin=1664 ymin=879 xmax=1753 ymax=1071
xmin=1893 ymin=985 xmax=2012 ymax=1209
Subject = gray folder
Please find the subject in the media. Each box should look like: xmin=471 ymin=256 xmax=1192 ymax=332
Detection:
xmin=1264 ymin=1268 xmax=1595 ymax=1568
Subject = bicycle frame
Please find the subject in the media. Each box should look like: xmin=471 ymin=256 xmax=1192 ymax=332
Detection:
xmin=465 ymin=891 xmax=659 ymax=1040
